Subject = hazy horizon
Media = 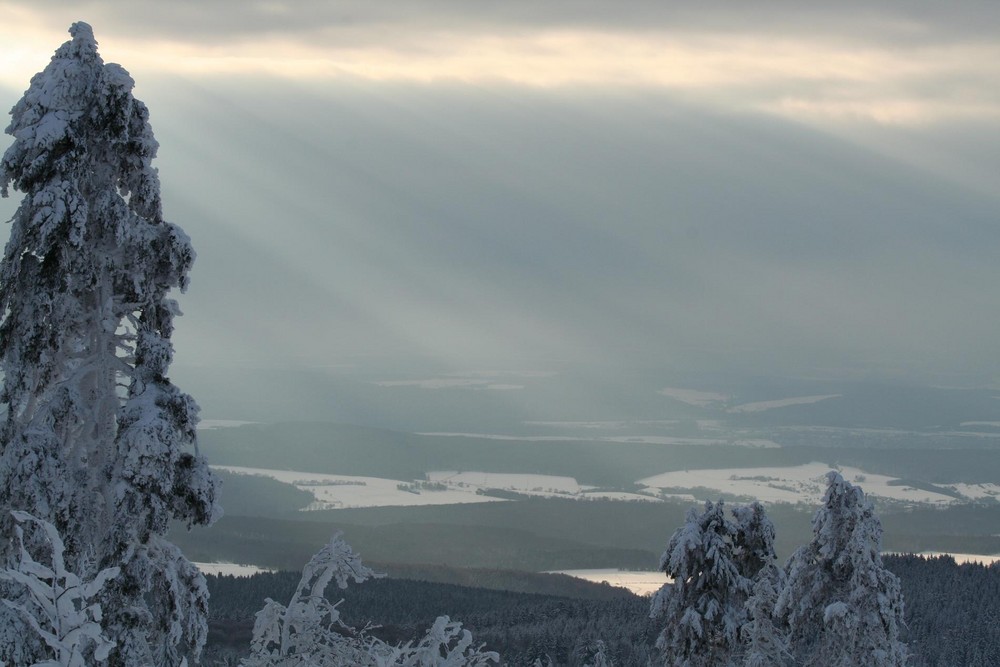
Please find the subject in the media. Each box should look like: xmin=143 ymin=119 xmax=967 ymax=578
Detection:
xmin=2 ymin=4 xmax=999 ymax=427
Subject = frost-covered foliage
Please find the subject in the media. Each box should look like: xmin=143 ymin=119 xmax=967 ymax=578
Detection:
xmin=243 ymin=533 xmax=498 ymax=667
xmin=0 ymin=511 xmax=119 ymax=667
xmin=579 ymin=639 xmax=614 ymax=667
xmin=366 ymin=615 xmax=499 ymax=667
xmin=740 ymin=565 xmax=787 ymax=667
xmin=0 ymin=22 xmax=219 ymax=666
xmin=651 ymin=500 xmax=778 ymax=667
xmin=775 ymin=472 xmax=907 ymax=667
xmin=244 ymin=532 xmax=380 ymax=666
xmin=731 ymin=503 xmax=787 ymax=667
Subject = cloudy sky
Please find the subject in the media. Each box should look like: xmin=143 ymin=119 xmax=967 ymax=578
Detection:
xmin=1 ymin=2 xmax=999 ymax=407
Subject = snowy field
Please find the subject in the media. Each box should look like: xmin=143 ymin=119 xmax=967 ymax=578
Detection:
xmin=426 ymin=471 xmax=584 ymax=496
xmin=912 ymin=552 xmax=1000 ymax=566
xmin=217 ymin=465 xmax=665 ymax=508
xmin=197 ymin=419 xmax=257 ymax=430
xmin=553 ymin=551 xmax=1000 ymax=595
xmin=657 ymin=387 xmax=728 ymax=407
xmin=726 ymin=394 xmax=840 ymax=413
xmin=639 ymin=462 xmax=965 ymax=506
xmin=551 ymin=569 xmax=667 ymax=596
xmin=421 ymin=432 xmax=777 ymax=447
xmin=194 ymin=562 xmax=272 ymax=577
xmin=214 ymin=466 xmax=503 ymax=509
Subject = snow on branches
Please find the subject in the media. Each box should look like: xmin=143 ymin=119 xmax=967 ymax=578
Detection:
xmin=652 ymin=473 xmax=906 ymax=666
xmin=0 ymin=511 xmax=119 ymax=667
xmin=243 ymin=533 xmax=498 ymax=667
xmin=0 ymin=22 xmax=219 ymax=667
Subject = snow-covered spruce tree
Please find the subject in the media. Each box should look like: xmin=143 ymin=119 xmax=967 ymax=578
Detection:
xmin=731 ymin=503 xmax=787 ymax=667
xmin=0 ymin=511 xmax=120 ymax=667
xmin=244 ymin=533 xmax=498 ymax=667
xmin=651 ymin=501 xmax=782 ymax=667
xmin=651 ymin=501 xmax=749 ymax=667
xmin=741 ymin=567 xmax=788 ymax=667
xmin=775 ymin=472 xmax=906 ymax=667
xmin=0 ymin=22 xmax=220 ymax=667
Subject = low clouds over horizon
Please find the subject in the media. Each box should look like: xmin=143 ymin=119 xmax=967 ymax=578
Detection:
xmin=1 ymin=7 xmax=999 ymax=393
xmin=1 ymin=2 xmax=999 ymax=124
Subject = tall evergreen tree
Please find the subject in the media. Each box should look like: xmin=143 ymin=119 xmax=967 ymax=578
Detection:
xmin=730 ymin=503 xmax=785 ymax=667
xmin=775 ymin=472 xmax=906 ymax=667
xmin=0 ymin=22 xmax=220 ymax=666
xmin=651 ymin=500 xmax=749 ymax=667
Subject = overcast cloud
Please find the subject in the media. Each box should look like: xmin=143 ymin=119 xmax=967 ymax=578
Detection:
xmin=1 ymin=3 xmax=999 ymax=422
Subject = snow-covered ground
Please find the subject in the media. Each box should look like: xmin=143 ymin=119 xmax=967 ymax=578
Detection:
xmin=426 ymin=471 xmax=583 ymax=496
xmin=550 ymin=569 xmax=667 ymax=596
xmin=197 ymin=419 xmax=257 ymax=430
xmin=420 ymin=433 xmax=777 ymax=447
xmin=214 ymin=466 xmax=504 ymax=509
xmin=657 ymin=387 xmax=728 ymax=407
xmin=217 ymin=465 xmax=666 ymax=508
xmin=912 ymin=552 xmax=1000 ymax=566
xmin=639 ymin=462 xmax=961 ymax=506
xmin=944 ymin=482 xmax=1000 ymax=501
xmin=554 ymin=551 xmax=1000 ymax=595
xmin=194 ymin=562 xmax=272 ymax=577
xmin=726 ymin=394 xmax=840 ymax=413
xmin=216 ymin=462 xmax=998 ymax=510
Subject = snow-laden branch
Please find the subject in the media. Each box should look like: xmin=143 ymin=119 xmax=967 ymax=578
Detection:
xmin=0 ymin=511 xmax=119 ymax=667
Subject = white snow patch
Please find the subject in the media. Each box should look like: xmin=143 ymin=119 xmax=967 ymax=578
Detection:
xmin=911 ymin=552 xmax=1000 ymax=566
xmin=726 ymin=394 xmax=840 ymax=413
xmin=427 ymin=471 xmax=584 ymax=497
xmin=419 ymin=433 xmax=584 ymax=441
xmin=578 ymin=491 xmax=662 ymax=502
xmin=960 ymin=421 xmax=1000 ymax=427
xmin=523 ymin=420 xmax=679 ymax=429
xmin=419 ymin=433 xmax=777 ymax=448
xmin=944 ymin=482 xmax=1000 ymax=500
xmin=639 ymin=462 xmax=958 ymax=506
xmin=194 ymin=562 xmax=272 ymax=577
xmin=550 ymin=569 xmax=667 ymax=596
xmin=658 ymin=387 xmax=728 ymax=407
xmin=213 ymin=466 xmax=504 ymax=509
xmin=197 ymin=419 xmax=257 ymax=430
xmin=374 ymin=378 xmax=491 ymax=389
xmin=601 ymin=436 xmax=727 ymax=446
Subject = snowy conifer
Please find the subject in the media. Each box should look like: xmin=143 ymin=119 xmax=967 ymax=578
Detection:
xmin=0 ymin=512 xmax=119 ymax=667
xmin=0 ymin=23 xmax=219 ymax=666
xmin=741 ymin=567 xmax=788 ymax=667
xmin=650 ymin=500 xmax=750 ymax=667
xmin=243 ymin=533 xmax=498 ymax=667
xmin=775 ymin=472 xmax=906 ymax=667
xmin=244 ymin=532 xmax=380 ymax=667
xmin=731 ymin=502 xmax=787 ymax=666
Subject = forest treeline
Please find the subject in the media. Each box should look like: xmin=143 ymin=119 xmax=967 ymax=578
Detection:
xmin=202 ymin=553 xmax=999 ymax=667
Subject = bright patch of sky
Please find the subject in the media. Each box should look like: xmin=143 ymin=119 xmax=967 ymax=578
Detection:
xmin=2 ymin=2 xmax=999 ymax=126
xmin=2 ymin=2 xmax=1000 ymax=405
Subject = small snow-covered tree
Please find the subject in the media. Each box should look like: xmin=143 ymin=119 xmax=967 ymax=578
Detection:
xmin=243 ymin=532 xmax=380 ymax=667
xmin=775 ymin=472 xmax=906 ymax=667
xmin=741 ymin=568 xmax=788 ymax=667
xmin=652 ymin=501 xmax=782 ymax=667
xmin=368 ymin=616 xmax=498 ymax=667
xmin=0 ymin=22 xmax=219 ymax=667
xmin=731 ymin=503 xmax=786 ymax=667
xmin=651 ymin=501 xmax=749 ymax=667
xmin=243 ymin=533 xmax=498 ymax=667
xmin=579 ymin=639 xmax=614 ymax=667
xmin=0 ymin=511 xmax=119 ymax=667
